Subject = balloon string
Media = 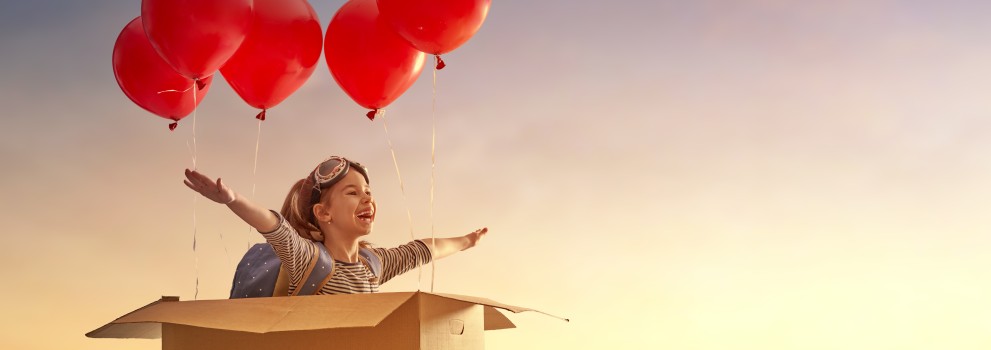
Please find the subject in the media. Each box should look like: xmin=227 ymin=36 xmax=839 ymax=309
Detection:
xmin=429 ymin=64 xmax=437 ymax=293
xmin=159 ymin=82 xmax=195 ymax=131
xmin=218 ymin=228 xmax=231 ymax=267
xmin=193 ymin=206 xmax=199 ymax=301
xmin=193 ymin=219 xmax=200 ymax=300
xmin=193 ymin=80 xmax=200 ymax=300
xmin=247 ymin=117 xmax=263 ymax=248
xmin=380 ymin=110 xmax=422 ymax=291
xmin=157 ymin=85 xmax=194 ymax=94
xmin=187 ymin=140 xmax=200 ymax=301
xmin=192 ymin=80 xmax=198 ymax=169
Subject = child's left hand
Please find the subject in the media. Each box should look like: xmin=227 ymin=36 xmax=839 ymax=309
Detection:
xmin=462 ymin=227 xmax=488 ymax=250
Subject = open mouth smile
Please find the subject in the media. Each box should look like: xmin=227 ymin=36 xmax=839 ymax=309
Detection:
xmin=356 ymin=208 xmax=374 ymax=224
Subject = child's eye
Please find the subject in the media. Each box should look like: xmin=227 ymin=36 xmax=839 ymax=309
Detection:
xmin=347 ymin=191 xmax=358 ymax=195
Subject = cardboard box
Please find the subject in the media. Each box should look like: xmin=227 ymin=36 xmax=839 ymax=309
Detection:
xmin=88 ymin=292 xmax=561 ymax=350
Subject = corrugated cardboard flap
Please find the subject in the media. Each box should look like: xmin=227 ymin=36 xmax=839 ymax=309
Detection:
xmin=86 ymin=296 xmax=180 ymax=339
xmin=482 ymin=305 xmax=516 ymax=330
xmin=434 ymin=293 xmax=570 ymax=327
xmin=88 ymin=292 xmax=417 ymax=338
xmin=433 ymin=293 xmax=536 ymax=314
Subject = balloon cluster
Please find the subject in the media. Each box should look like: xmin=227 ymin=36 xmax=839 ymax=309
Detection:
xmin=112 ymin=0 xmax=490 ymax=130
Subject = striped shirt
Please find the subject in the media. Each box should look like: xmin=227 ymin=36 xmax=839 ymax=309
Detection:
xmin=260 ymin=212 xmax=432 ymax=295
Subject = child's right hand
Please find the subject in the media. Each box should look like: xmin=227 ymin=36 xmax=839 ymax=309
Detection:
xmin=183 ymin=169 xmax=236 ymax=205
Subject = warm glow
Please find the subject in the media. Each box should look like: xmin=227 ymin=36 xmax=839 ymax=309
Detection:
xmin=3 ymin=1 xmax=991 ymax=349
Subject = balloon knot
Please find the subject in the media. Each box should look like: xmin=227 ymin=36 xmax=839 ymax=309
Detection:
xmin=256 ymin=109 xmax=267 ymax=121
xmin=366 ymin=109 xmax=378 ymax=121
xmin=435 ymin=55 xmax=446 ymax=70
xmin=169 ymin=122 xmax=178 ymax=131
xmin=195 ymin=79 xmax=206 ymax=90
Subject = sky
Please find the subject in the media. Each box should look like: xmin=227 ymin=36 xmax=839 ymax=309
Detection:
xmin=2 ymin=0 xmax=991 ymax=349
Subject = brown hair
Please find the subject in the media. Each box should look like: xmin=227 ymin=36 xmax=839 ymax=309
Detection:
xmin=280 ymin=178 xmax=322 ymax=241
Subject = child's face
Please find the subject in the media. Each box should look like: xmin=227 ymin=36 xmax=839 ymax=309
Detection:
xmin=320 ymin=169 xmax=376 ymax=237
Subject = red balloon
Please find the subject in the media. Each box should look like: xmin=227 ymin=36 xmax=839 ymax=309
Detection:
xmin=113 ymin=17 xmax=214 ymax=130
xmin=377 ymin=0 xmax=490 ymax=55
xmin=326 ymin=0 xmax=425 ymax=116
xmin=220 ymin=0 xmax=322 ymax=117
xmin=141 ymin=0 xmax=253 ymax=80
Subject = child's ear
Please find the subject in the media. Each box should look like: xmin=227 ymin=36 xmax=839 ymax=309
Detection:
xmin=313 ymin=202 xmax=332 ymax=223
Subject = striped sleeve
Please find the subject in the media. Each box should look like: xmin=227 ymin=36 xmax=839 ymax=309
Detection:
xmin=374 ymin=240 xmax=433 ymax=284
xmin=258 ymin=210 xmax=317 ymax=295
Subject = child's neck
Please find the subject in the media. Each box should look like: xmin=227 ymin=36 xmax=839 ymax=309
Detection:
xmin=323 ymin=235 xmax=360 ymax=263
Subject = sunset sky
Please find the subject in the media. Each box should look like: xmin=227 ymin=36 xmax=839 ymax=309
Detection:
xmin=3 ymin=0 xmax=991 ymax=349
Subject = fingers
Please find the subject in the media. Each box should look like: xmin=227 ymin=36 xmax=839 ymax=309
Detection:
xmin=184 ymin=169 xmax=203 ymax=186
xmin=184 ymin=168 xmax=215 ymax=188
xmin=183 ymin=169 xmax=235 ymax=204
xmin=184 ymin=169 xmax=228 ymax=195
xmin=471 ymin=227 xmax=488 ymax=245
xmin=183 ymin=172 xmax=209 ymax=192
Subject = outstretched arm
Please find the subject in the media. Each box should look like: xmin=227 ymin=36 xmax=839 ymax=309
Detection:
xmin=183 ymin=169 xmax=279 ymax=232
xmin=419 ymin=228 xmax=488 ymax=260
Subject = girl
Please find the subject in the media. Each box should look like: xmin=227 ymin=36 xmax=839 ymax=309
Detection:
xmin=184 ymin=155 xmax=487 ymax=295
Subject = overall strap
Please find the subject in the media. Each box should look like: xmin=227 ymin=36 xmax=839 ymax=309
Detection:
xmin=358 ymin=247 xmax=383 ymax=279
xmin=272 ymin=266 xmax=291 ymax=297
xmin=293 ymin=243 xmax=335 ymax=296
